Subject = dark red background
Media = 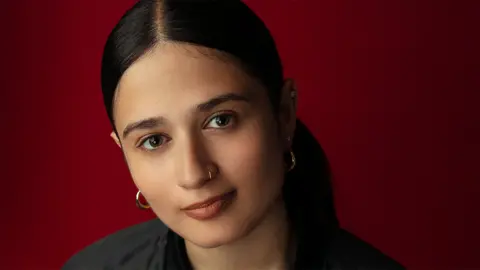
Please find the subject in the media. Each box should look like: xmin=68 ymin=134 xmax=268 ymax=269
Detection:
xmin=1 ymin=0 xmax=478 ymax=269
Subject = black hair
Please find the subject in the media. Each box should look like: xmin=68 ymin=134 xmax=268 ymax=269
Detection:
xmin=101 ymin=0 xmax=339 ymax=266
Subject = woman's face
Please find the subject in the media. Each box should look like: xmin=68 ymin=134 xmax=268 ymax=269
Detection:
xmin=111 ymin=43 xmax=296 ymax=248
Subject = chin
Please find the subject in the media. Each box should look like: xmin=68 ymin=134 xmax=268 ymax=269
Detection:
xmin=183 ymin=223 xmax=246 ymax=248
xmin=188 ymin=238 xmax=228 ymax=249
xmin=179 ymin=216 xmax=256 ymax=249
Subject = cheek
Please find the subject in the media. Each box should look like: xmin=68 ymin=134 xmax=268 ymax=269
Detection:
xmin=215 ymin=118 xmax=284 ymax=199
xmin=124 ymin=153 xmax=179 ymax=220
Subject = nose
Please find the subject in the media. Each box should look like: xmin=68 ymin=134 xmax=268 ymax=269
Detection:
xmin=176 ymin=135 xmax=216 ymax=190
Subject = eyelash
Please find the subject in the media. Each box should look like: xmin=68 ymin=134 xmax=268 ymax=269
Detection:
xmin=203 ymin=110 xmax=236 ymax=129
xmin=137 ymin=111 xmax=237 ymax=152
xmin=136 ymin=133 xmax=171 ymax=151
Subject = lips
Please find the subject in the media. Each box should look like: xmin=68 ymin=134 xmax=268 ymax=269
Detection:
xmin=182 ymin=190 xmax=236 ymax=220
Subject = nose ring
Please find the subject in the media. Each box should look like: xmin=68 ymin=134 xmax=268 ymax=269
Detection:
xmin=207 ymin=165 xmax=218 ymax=180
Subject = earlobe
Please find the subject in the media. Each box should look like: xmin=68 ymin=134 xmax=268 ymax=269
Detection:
xmin=110 ymin=132 xmax=121 ymax=148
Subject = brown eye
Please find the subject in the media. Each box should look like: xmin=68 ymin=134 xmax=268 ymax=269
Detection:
xmin=206 ymin=113 xmax=234 ymax=129
xmin=140 ymin=135 xmax=167 ymax=150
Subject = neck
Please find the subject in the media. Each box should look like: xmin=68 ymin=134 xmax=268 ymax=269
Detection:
xmin=185 ymin=200 xmax=294 ymax=270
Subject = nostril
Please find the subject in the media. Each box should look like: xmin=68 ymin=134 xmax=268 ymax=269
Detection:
xmin=177 ymin=163 xmax=219 ymax=190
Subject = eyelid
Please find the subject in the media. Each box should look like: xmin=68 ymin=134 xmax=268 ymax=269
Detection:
xmin=136 ymin=133 xmax=170 ymax=149
xmin=133 ymin=111 xmax=237 ymax=149
xmin=202 ymin=110 xmax=236 ymax=129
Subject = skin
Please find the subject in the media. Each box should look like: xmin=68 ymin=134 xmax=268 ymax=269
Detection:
xmin=110 ymin=43 xmax=297 ymax=269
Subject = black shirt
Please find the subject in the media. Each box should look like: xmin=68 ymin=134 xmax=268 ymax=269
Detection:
xmin=165 ymin=230 xmax=191 ymax=270
xmin=62 ymin=219 xmax=404 ymax=270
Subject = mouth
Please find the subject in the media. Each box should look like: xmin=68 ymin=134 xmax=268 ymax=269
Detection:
xmin=182 ymin=190 xmax=237 ymax=220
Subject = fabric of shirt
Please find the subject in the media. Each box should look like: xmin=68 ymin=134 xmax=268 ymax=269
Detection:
xmin=62 ymin=219 xmax=404 ymax=270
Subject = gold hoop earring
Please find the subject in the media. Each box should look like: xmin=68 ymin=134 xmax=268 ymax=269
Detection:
xmin=136 ymin=190 xmax=150 ymax=210
xmin=291 ymin=90 xmax=297 ymax=99
xmin=287 ymin=150 xmax=296 ymax=172
xmin=285 ymin=136 xmax=296 ymax=172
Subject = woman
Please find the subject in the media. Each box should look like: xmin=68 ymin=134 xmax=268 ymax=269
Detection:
xmin=63 ymin=1 xmax=404 ymax=269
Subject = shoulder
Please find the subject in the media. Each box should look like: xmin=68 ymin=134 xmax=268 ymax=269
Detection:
xmin=325 ymin=228 xmax=405 ymax=270
xmin=62 ymin=219 xmax=168 ymax=270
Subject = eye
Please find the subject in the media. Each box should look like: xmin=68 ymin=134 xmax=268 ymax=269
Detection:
xmin=139 ymin=134 xmax=169 ymax=151
xmin=205 ymin=113 xmax=235 ymax=129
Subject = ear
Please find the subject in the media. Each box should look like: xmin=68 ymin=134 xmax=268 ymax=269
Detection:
xmin=278 ymin=78 xmax=298 ymax=149
xmin=110 ymin=131 xmax=122 ymax=148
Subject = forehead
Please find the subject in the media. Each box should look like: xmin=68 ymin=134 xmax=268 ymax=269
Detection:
xmin=113 ymin=43 xmax=261 ymax=130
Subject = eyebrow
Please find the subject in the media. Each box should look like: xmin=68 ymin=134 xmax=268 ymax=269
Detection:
xmin=122 ymin=116 xmax=165 ymax=140
xmin=196 ymin=93 xmax=249 ymax=112
xmin=122 ymin=93 xmax=250 ymax=140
